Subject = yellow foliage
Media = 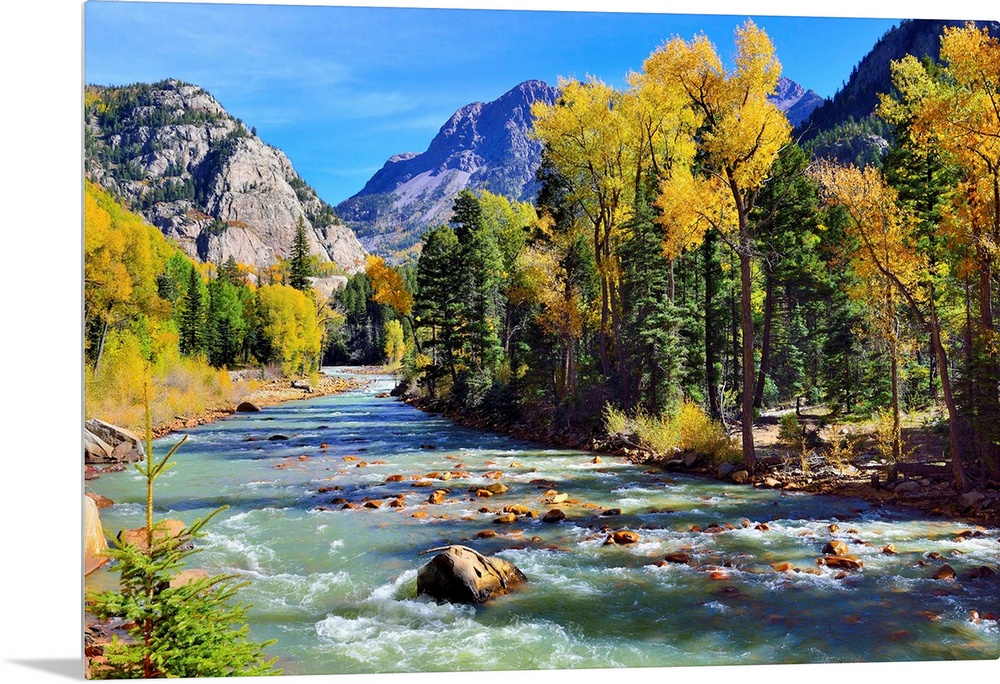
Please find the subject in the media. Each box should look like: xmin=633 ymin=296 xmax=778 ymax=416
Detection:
xmin=383 ymin=319 xmax=406 ymax=369
xmin=645 ymin=20 xmax=791 ymax=255
xmin=257 ymin=284 xmax=322 ymax=376
xmin=604 ymin=400 xmax=736 ymax=463
xmin=85 ymin=329 xmax=237 ymax=434
xmin=366 ymin=254 xmax=413 ymax=316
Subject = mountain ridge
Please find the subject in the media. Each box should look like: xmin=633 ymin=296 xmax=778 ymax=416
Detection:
xmin=337 ymin=79 xmax=559 ymax=258
xmin=84 ymin=79 xmax=366 ymax=274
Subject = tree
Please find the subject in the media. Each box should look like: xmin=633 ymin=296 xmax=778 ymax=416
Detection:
xmin=414 ymin=224 xmax=465 ymax=397
xmin=648 ymin=20 xmax=793 ymax=472
xmin=178 ymin=264 xmax=207 ymax=356
xmin=878 ymin=24 xmax=1000 ymax=477
xmin=257 ymin=284 xmax=322 ymax=376
xmin=813 ymin=161 xmax=970 ymax=491
xmin=87 ymin=380 xmax=279 ymax=678
xmin=288 ymin=216 xmax=312 ymax=292
xmin=206 ymin=277 xmax=245 ymax=368
xmin=452 ymin=190 xmax=504 ymax=382
xmin=383 ymin=319 xmax=406 ymax=370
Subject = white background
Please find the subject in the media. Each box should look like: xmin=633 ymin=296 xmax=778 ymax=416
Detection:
xmin=0 ymin=1 xmax=996 ymax=683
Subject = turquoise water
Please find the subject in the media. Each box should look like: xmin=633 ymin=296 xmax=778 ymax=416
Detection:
xmin=85 ymin=369 xmax=1000 ymax=675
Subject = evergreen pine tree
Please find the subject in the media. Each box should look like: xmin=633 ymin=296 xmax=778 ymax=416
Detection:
xmin=415 ymin=224 xmax=464 ymax=397
xmin=179 ymin=265 xmax=206 ymax=356
xmin=288 ymin=216 xmax=312 ymax=292
xmin=86 ymin=380 xmax=279 ymax=679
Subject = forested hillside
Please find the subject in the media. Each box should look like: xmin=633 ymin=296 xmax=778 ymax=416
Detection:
xmin=84 ymin=179 xmax=335 ymax=431
xmin=343 ymin=21 xmax=1000 ymax=493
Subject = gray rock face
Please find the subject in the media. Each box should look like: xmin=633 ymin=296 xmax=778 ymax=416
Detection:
xmin=416 ymin=545 xmax=526 ymax=604
xmin=84 ymin=419 xmax=144 ymax=464
xmin=338 ymin=79 xmax=559 ymax=256
xmin=85 ymin=79 xmax=365 ymax=273
xmin=768 ymin=77 xmax=823 ymax=128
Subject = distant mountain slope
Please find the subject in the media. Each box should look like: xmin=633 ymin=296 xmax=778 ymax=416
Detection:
xmin=337 ymin=80 xmax=559 ymax=258
xmin=801 ymin=18 xmax=1000 ymax=138
xmin=768 ymin=77 xmax=822 ymax=128
xmin=85 ymin=79 xmax=366 ymax=273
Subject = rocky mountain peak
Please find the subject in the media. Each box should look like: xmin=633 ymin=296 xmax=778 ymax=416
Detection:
xmin=339 ymin=79 xmax=559 ymax=257
xmin=768 ymin=76 xmax=822 ymax=128
xmin=85 ymin=79 xmax=366 ymax=274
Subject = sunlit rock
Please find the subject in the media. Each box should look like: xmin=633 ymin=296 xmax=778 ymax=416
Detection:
xmin=416 ymin=545 xmax=526 ymax=604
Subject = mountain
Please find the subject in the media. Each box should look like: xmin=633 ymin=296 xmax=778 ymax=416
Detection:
xmin=802 ymin=18 xmax=1000 ymax=138
xmin=337 ymin=79 xmax=559 ymax=258
xmin=84 ymin=79 xmax=366 ymax=274
xmin=768 ymin=77 xmax=822 ymax=128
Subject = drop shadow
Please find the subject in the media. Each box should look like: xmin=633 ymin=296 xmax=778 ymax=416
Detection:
xmin=7 ymin=658 xmax=82 ymax=680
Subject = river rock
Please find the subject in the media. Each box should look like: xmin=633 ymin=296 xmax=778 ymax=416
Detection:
xmin=169 ymin=568 xmax=209 ymax=588
xmin=823 ymin=540 xmax=850 ymax=556
xmin=600 ymin=508 xmax=622 ymax=517
xmin=932 ymin=564 xmax=956 ymax=580
xmin=85 ymin=491 xmax=115 ymax=509
xmin=483 ymin=483 xmax=509 ymax=495
xmin=118 ymin=519 xmax=187 ymax=553
xmin=606 ymin=530 xmax=639 ymax=545
xmin=894 ymin=480 xmax=921 ymax=494
xmin=428 ymin=490 xmax=447 ymax=505
xmin=235 ymin=401 xmax=261 ymax=412
xmin=84 ymin=419 xmax=144 ymax=464
xmin=963 ymin=565 xmax=996 ymax=580
xmin=957 ymin=490 xmax=985 ymax=509
xmin=416 ymin=545 xmax=526 ymax=604
xmin=542 ymin=509 xmax=566 ymax=523
xmin=731 ymin=469 xmax=750 ymax=484
xmin=84 ymin=430 xmax=114 ymax=464
xmin=717 ymin=462 xmax=736 ymax=479
xmin=821 ymin=556 xmax=863 ymax=570
xmin=663 ymin=551 xmax=692 ymax=564
xmin=84 ymin=496 xmax=109 ymax=575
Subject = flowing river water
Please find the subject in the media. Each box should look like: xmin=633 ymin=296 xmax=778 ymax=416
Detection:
xmin=85 ymin=369 xmax=999 ymax=675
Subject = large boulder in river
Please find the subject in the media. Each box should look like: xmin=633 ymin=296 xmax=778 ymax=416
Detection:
xmin=84 ymin=419 xmax=144 ymax=464
xmin=416 ymin=545 xmax=526 ymax=604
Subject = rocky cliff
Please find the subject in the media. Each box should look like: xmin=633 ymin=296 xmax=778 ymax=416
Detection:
xmin=85 ymin=79 xmax=366 ymax=273
xmin=337 ymin=80 xmax=559 ymax=258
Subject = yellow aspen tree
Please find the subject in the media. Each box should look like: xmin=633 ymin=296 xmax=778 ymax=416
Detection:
xmin=813 ymin=161 xmax=969 ymax=492
xmin=879 ymin=23 xmax=1000 ymax=478
xmin=646 ymin=20 xmax=792 ymax=472
xmin=366 ymin=254 xmax=413 ymax=317
xmin=531 ymin=78 xmax=636 ymax=387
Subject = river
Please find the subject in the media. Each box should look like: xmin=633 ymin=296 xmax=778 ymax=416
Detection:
xmin=85 ymin=368 xmax=999 ymax=675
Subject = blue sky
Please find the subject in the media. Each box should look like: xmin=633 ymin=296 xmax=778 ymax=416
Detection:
xmin=84 ymin=1 xmax=930 ymax=205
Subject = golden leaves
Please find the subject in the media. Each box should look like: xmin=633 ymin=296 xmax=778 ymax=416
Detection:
xmin=365 ymin=254 xmax=413 ymax=316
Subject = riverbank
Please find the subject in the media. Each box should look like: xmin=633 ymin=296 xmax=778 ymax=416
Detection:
xmin=401 ymin=393 xmax=1000 ymax=528
xmin=150 ymin=373 xmax=372 ymax=438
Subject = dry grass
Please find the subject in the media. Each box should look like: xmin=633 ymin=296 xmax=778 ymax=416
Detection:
xmin=605 ymin=400 xmax=737 ymax=464
xmin=85 ymin=346 xmax=239 ymax=435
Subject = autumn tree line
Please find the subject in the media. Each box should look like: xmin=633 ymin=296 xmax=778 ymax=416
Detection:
xmin=84 ymin=180 xmax=333 ymax=428
xmin=339 ymin=22 xmax=999 ymax=492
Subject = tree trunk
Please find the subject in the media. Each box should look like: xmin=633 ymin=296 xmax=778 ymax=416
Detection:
xmin=739 ymin=244 xmax=756 ymax=474
xmin=928 ymin=304 xmax=969 ymax=493
xmin=890 ymin=337 xmax=901 ymax=462
xmin=704 ymin=236 xmax=721 ymax=419
xmin=753 ymin=268 xmax=775 ymax=409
